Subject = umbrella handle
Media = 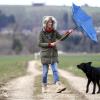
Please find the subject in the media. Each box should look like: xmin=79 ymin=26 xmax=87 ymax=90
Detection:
xmin=73 ymin=27 xmax=77 ymax=30
xmin=55 ymin=32 xmax=71 ymax=44
xmin=54 ymin=27 xmax=77 ymax=44
xmin=59 ymin=27 xmax=76 ymax=41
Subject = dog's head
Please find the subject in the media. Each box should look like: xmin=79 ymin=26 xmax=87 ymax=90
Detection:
xmin=77 ymin=62 xmax=92 ymax=70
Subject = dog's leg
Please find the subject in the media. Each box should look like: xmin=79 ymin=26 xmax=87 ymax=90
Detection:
xmin=86 ymin=79 xmax=91 ymax=93
xmin=92 ymin=81 xmax=96 ymax=94
xmin=97 ymin=80 xmax=100 ymax=93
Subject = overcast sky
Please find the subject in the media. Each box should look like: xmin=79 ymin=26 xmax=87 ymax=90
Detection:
xmin=0 ymin=0 xmax=100 ymax=7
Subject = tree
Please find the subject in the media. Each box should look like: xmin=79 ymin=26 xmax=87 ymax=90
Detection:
xmin=0 ymin=10 xmax=16 ymax=29
xmin=8 ymin=15 xmax=16 ymax=24
xmin=63 ymin=13 xmax=68 ymax=29
xmin=12 ymin=38 xmax=23 ymax=54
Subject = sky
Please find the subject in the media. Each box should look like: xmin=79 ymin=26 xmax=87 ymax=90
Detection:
xmin=0 ymin=0 xmax=100 ymax=7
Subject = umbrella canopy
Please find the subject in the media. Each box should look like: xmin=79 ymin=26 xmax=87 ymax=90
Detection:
xmin=72 ymin=4 xmax=98 ymax=42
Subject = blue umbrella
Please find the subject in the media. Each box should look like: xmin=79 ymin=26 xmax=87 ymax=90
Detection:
xmin=72 ymin=3 xmax=98 ymax=42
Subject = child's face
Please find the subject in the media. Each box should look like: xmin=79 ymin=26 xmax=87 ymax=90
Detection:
xmin=46 ymin=19 xmax=53 ymax=29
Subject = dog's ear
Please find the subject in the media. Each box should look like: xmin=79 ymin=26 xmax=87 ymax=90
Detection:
xmin=87 ymin=62 xmax=92 ymax=65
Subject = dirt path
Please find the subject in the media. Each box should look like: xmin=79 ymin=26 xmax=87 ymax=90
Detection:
xmin=59 ymin=69 xmax=100 ymax=100
xmin=0 ymin=61 xmax=41 ymax=100
xmin=0 ymin=60 xmax=100 ymax=100
xmin=35 ymin=66 xmax=87 ymax=100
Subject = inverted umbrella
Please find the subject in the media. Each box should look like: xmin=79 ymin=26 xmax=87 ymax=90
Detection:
xmin=72 ymin=3 xmax=98 ymax=42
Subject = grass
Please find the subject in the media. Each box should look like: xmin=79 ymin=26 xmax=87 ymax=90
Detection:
xmin=37 ymin=53 xmax=100 ymax=77
xmin=58 ymin=53 xmax=100 ymax=77
xmin=34 ymin=54 xmax=100 ymax=99
xmin=0 ymin=55 xmax=34 ymax=83
xmin=33 ymin=53 xmax=100 ymax=99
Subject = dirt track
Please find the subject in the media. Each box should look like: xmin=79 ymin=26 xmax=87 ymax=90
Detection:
xmin=0 ymin=60 xmax=100 ymax=100
xmin=0 ymin=61 xmax=41 ymax=100
xmin=59 ymin=69 xmax=100 ymax=100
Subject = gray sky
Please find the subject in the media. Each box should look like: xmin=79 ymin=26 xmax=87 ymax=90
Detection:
xmin=0 ymin=0 xmax=100 ymax=7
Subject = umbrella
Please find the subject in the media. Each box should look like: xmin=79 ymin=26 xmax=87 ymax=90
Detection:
xmin=72 ymin=3 xmax=98 ymax=42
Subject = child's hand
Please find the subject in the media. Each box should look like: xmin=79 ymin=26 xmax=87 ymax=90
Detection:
xmin=65 ymin=29 xmax=73 ymax=34
xmin=50 ymin=42 xmax=56 ymax=46
xmin=68 ymin=29 xmax=73 ymax=33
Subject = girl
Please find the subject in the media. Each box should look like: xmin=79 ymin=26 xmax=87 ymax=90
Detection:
xmin=39 ymin=16 xmax=73 ymax=93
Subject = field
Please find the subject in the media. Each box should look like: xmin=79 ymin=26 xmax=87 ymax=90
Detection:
xmin=0 ymin=55 xmax=34 ymax=83
xmin=0 ymin=54 xmax=100 ymax=100
xmin=59 ymin=53 xmax=100 ymax=76
xmin=0 ymin=54 xmax=100 ymax=83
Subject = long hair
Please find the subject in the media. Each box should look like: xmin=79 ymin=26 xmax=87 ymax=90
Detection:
xmin=42 ymin=16 xmax=57 ymax=30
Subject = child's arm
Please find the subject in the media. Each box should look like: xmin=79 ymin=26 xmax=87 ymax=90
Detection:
xmin=51 ymin=29 xmax=73 ymax=45
xmin=56 ymin=29 xmax=73 ymax=41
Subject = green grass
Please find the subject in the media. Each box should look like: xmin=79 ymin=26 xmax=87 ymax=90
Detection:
xmin=0 ymin=55 xmax=34 ymax=83
xmin=58 ymin=54 xmax=100 ymax=77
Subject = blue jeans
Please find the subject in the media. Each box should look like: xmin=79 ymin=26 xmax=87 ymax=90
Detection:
xmin=42 ymin=62 xmax=59 ymax=85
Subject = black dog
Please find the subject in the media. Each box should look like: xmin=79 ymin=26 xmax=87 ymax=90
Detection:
xmin=77 ymin=62 xmax=100 ymax=94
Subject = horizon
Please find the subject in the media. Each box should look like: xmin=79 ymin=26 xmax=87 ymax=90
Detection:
xmin=0 ymin=3 xmax=100 ymax=8
xmin=0 ymin=0 xmax=100 ymax=7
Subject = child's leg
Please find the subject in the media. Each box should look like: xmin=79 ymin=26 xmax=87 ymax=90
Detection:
xmin=51 ymin=63 xmax=66 ymax=93
xmin=42 ymin=64 xmax=49 ymax=86
xmin=51 ymin=62 xmax=59 ymax=83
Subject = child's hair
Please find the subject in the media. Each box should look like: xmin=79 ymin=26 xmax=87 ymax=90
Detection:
xmin=42 ymin=16 xmax=57 ymax=30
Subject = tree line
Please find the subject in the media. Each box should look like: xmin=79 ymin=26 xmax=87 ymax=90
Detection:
xmin=0 ymin=6 xmax=100 ymax=54
xmin=0 ymin=10 xmax=15 ymax=30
